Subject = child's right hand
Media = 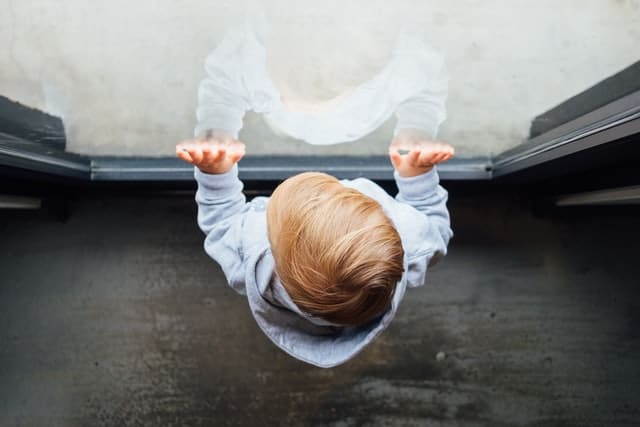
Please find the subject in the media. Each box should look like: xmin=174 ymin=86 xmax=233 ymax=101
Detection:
xmin=176 ymin=136 xmax=246 ymax=175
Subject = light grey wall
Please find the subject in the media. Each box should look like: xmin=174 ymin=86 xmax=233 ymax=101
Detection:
xmin=1 ymin=0 xmax=639 ymax=157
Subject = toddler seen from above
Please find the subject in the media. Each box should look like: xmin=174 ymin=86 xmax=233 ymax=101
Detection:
xmin=175 ymin=138 xmax=454 ymax=367
xmin=179 ymin=5 xmax=454 ymax=366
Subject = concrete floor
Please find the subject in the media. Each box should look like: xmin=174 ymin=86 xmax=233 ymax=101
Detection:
xmin=1 ymin=1 xmax=639 ymax=157
xmin=1 ymin=192 xmax=639 ymax=426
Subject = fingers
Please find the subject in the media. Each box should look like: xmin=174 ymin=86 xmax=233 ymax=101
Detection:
xmin=201 ymin=145 xmax=225 ymax=165
xmin=176 ymin=139 xmax=245 ymax=169
xmin=440 ymin=144 xmax=454 ymax=160
xmin=201 ymin=145 xmax=213 ymax=164
xmin=229 ymin=150 xmax=244 ymax=163
xmin=434 ymin=145 xmax=454 ymax=164
xmin=231 ymin=141 xmax=246 ymax=155
xmin=436 ymin=152 xmax=449 ymax=164
xmin=410 ymin=143 xmax=455 ymax=166
xmin=228 ymin=141 xmax=246 ymax=164
xmin=389 ymin=145 xmax=447 ymax=170
xmin=388 ymin=149 xmax=402 ymax=169
xmin=190 ymin=144 xmax=204 ymax=164
xmin=176 ymin=147 xmax=193 ymax=164
xmin=176 ymin=141 xmax=195 ymax=164
xmin=418 ymin=150 xmax=447 ymax=166
xmin=439 ymin=151 xmax=453 ymax=163
xmin=407 ymin=149 xmax=421 ymax=165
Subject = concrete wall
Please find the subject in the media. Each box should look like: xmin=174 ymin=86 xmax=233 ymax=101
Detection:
xmin=1 ymin=0 xmax=639 ymax=157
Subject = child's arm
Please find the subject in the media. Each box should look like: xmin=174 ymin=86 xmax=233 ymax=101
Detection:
xmin=195 ymin=30 xmax=252 ymax=139
xmin=389 ymin=140 xmax=454 ymax=267
xmin=176 ymin=138 xmax=248 ymax=293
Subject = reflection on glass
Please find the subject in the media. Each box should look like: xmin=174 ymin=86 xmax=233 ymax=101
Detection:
xmin=0 ymin=1 xmax=638 ymax=157
xmin=195 ymin=6 xmax=447 ymax=151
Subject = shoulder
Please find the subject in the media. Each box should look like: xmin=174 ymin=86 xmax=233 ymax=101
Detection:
xmin=341 ymin=178 xmax=391 ymax=201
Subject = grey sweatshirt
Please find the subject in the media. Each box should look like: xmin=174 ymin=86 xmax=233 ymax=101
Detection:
xmin=194 ymin=165 xmax=452 ymax=368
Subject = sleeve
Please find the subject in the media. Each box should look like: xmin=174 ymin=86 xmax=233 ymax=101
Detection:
xmin=394 ymin=167 xmax=453 ymax=286
xmin=194 ymin=165 xmax=249 ymax=294
xmin=195 ymin=29 xmax=253 ymax=139
xmin=394 ymin=46 xmax=448 ymax=139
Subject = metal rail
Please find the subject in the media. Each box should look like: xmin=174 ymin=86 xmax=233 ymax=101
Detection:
xmin=492 ymin=91 xmax=640 ymax=177
xmin=90 ymin=156 xmax=491 ymax=181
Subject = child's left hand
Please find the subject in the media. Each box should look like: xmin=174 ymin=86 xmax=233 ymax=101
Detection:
xmin=176 ymin=137 xmax=246 ymax=175
xmin=389 ymin=129 xmax=454 ymax=177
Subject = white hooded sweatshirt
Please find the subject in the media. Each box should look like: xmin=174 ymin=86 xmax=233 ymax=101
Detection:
xmin=194 ymin=165 xmax=452 ymax=368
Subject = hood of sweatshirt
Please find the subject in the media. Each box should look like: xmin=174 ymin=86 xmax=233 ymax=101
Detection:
xmin=241 ymin=178 xmax=431 ymax=368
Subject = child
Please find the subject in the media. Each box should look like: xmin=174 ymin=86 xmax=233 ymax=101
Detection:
xmin=176 ymin=139 xmax=454 ymax=368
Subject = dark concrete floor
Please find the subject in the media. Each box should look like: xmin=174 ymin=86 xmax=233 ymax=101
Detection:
xmin=1 ymin=192 xmax=639 ymax=427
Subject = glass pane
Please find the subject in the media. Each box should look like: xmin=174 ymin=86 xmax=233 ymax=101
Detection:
xmin=1 ymin=0 xmax=638 ymax=158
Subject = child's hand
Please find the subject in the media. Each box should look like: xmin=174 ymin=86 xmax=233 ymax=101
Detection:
xmin=176 ymin=136 xmax=246 ymax=175
xmin=389 ymin=129 xmax=454 ymax=177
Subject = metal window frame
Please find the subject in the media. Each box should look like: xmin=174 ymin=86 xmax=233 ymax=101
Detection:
xmin=0 ymin=132 xmax=89 ymax=179
xmin=491 ymin=90 xmax=640 ymax=178
xmin=0 ymin=137 xmax=492 ymax=182
xmin=89 ymin=155 xmax=491 ymax=181
xmin=555 ymin=184 xmax=640 ymax=207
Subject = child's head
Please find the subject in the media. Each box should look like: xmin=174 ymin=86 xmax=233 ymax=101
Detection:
xmin=267 ymin=172 xmax=404 ymax=326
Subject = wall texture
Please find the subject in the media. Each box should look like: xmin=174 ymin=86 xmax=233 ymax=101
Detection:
xmin=1 ymin=0 xmax=639 ymax=156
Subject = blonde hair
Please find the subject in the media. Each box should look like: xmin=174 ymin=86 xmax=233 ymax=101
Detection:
xmin=267 ymin=172 xmax=404 ymax=326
